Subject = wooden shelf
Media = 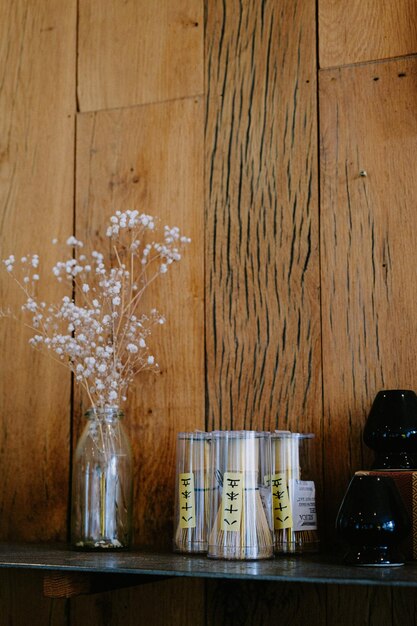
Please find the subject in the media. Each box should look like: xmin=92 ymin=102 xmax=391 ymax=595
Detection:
xmin=2 ymin=543 xmax=417 ymax=597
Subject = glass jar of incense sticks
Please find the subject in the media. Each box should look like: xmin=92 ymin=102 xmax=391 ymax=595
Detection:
xmin=207 ymin=431 xmax=273 ymax=560
xmin=271 ymin=432 xmax=319 ymax=554
xmin=173 ymin=432 xmax=210 ymax=554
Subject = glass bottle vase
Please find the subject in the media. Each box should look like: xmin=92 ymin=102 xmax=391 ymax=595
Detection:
xmin=71 ymin=407 xmax=133 ymax=550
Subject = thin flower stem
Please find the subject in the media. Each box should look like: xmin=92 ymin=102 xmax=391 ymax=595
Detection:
xmin=83 ymin=376 xmax=96 ymax=409
xmin=30 ymin=344 xmax=75 ymax=371
xmin=113 ymin=245 xmax=123 ymax=270
xmin=2 ymin=212 xmax=190 ymax=409
xmin=120 ymin=267 xmax=161 ymax=320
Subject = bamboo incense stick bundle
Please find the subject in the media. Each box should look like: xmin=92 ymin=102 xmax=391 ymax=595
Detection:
xmin=207 ymin=431 xmax=273 ymax=560
xmin=272 ymin=432 xmax=319 ymax=554
xmin=173 ymin=432 xmax=210 ymax=554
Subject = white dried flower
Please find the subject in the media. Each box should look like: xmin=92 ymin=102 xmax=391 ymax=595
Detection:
xmin=4 ymin=256 xmax=15 ymax=271
xmin=2 ymin=211 xmax=190 ymax=408
xmin=66 ymin=236 xmax=83 ymax=247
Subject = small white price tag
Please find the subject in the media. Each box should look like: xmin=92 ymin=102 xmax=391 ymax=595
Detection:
xmin=292 ymin=480 xmax=317 ymax=531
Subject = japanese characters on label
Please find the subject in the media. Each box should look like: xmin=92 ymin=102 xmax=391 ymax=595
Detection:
xmin=271 ymin=472 xmax=293 ymax=530
xmin=179 ymin=472 xmax=196 ymax=529
xmin=221 ymin=472 xmax=244 ymax=532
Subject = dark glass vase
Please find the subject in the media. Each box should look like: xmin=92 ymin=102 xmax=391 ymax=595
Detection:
xmin=363 ymin=390 xmax=417 ymax=470
xmin=336 ymin=475 xmax=410 ymax=566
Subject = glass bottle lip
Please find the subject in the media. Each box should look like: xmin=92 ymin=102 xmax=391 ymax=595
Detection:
xmin=177 ymin=431 xmax=210 ymax=441
xmin=271 ymin=432 xmax=315 ymax=440
xmin=85 ymin=406 xmax=124 ymax=420
xmin=210 ymin=430 xmax=271 ymax=439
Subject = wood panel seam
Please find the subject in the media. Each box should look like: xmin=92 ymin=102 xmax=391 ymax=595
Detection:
xmin=319 ymin=52 xmax=417 ymax=73
xmin=77 ymin=92 xmax=206 ymax=116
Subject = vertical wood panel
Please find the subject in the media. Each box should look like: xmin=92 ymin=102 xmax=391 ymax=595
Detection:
xmin=75 ymin=98 xmax=204 ymax=546
xmin=0 ymin=0 xmax=75 ymax=541
xmin=326 ymin=586 xmax=393 ymax=626
xmin=0 ymin=570 xmax=68 ymax=626
xmin=319 ymin=0 xmax=417 ymax=68
xmin=320 ymin=57 xmax=417 ymax=535
xmin=0 ymin=1 xmax=75 ymax=624
xmin=206 ymin=580 xmax=326 ymax=626
xmin=205 ymin=0 xmax=321 ymax=434
xmin=78 ymin=0 xmax=204 ymax=112
xmin=73 ymin=98 xmax=204 ymax=625
xmin=392 ymin=589 xmax=417 ymax=625
xmin=71 ymin=579 xmax=204 ymax=626
xmin=205 ymin=0 xmax=323 ymax=622
xmin=320 ymin=55 xmax=417 ymax=626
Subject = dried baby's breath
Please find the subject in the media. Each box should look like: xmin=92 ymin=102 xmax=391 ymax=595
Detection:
xmin=2 ymin=210 xmax=191 ymax=409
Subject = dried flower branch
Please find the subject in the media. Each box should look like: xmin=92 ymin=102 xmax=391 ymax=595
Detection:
xmin=2 ymin=210 xmax=191 ymax=409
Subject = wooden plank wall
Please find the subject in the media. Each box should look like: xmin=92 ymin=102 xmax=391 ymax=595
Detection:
xmin=1 ymin=0 xmax=417 ymax=624
xmin=319 ymin=0 xmax=417 ymax=67
xmin=205 ymin=0 xmax=321 ymax=435
xmin=0 ymin=1 xmax=75 ymax=623
xmin=319 ymin=1 xmax=417 ymax=624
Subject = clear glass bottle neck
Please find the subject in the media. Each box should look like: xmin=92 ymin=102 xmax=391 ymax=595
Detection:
xmin=85 ymin=406 xmax=124 ymax=422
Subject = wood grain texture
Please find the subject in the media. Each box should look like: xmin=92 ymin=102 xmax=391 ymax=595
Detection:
xmin=71 ymin=579 xmax=205 ymax=626
xmin=319 ymin=0 xmax=417 ymax=68
xmin=0 ymin=0 xmax=75 ymax=542
xmin=205 ymin=0 xmax=323 ymax=622
xmin=320 ymin=58 xmax=417 ymax=538
xmin=206 ymin=580 xmax=326 ymax=626
xmin=44 ymin=572 xmax=95 ymax=599
xmin=0 ymin=570 xmax=68 ymax=626
xmin=205 ymin=0 xmax=321 ymax=435
xmin=75 ymin=97 xmax=205 ymax=548
xmin=2 ymin=1 xmax=417 ymax=625
xmin=392 ymin=588 xmax=417 ymax=625
xmin=44 ymin=571 xmax=148 ymax=598
xmin=72 ymin=97 xmax=204 ymax=626
xmin=326 ymin=586 xmax=393 ymax=626
xmin=77 ymin=0 xmax=204 ymax=112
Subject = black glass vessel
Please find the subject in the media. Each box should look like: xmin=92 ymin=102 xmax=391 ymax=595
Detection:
xmin=336 ymin=474 xmax=410 ymax=566
xmin=363 ymin=390 xmax=417 ymax=469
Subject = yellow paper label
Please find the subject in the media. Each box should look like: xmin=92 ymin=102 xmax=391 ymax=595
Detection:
xmin=221 ymin=472 xmax=244 ymax=532
xmin=271 ymin=473 xmax=293 ymax=530
xmin=179 ymin=472 xmax=196 ymax=528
